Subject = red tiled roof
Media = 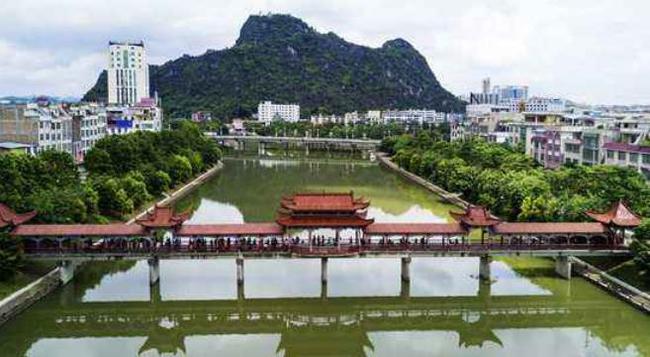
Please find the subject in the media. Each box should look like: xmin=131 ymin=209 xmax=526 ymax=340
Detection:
xmin=177 ymin=223 xmax=284 ymax=236
xmin=586 ymin=201 xmax=642 ymax=227
xmin=450 ymin=206 xmax=501 ymax=227
xmin=12 ymin=224 xmax=148 ymax=237
xmin=281 ymin=192 xmax=369 ymax=212
xmin=602 ymin=142 xmax=650 ymax=154
xmin=0 ymin=203 xmax=37 ymax=228
xmin=276 ymin=214 xmax=374 ymax=228
xmin=136 ymin=205 xmax=190 ymax=228
xmin=364 ymin=223 xmax=467 ymax=235
xmin=491 ymin=222 xmax=607 ymax=235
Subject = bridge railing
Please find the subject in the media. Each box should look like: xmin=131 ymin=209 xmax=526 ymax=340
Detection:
xmin=23 ymin=242 xmax=623 ymax=257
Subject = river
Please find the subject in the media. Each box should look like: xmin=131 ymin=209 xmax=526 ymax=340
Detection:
xmin=0 ymin=154 xmax=649 ymax=356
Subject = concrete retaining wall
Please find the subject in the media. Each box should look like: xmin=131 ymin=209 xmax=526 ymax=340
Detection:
xmin=572 ymin=257 xmax=650 ymax=314
xmin=128 ymin=162 xmax=224 ymax=224
xmin=0 ymin=268 xmax=60 ymax=326
xmin=376 ymin=153 xmax=470 ymax=209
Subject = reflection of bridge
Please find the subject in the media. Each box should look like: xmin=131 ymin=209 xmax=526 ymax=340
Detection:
xmin=2 ymin=289 xmax=648 ymax=356
xmin=207 ymin=133 xmax=381 ymax=153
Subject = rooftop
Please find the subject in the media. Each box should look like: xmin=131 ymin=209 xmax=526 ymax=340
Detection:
xmin=0 ymin=204 xmax=37 ymax=228
xmin=586 ymin=201 xmax=642 ymax=228
xmin=136 ymin=205 xmax=189 ymax=229
xmin=281 ymin=192 xmax=369 ymax=212
xmin=450 ymin=206 xmax=501 ymax=227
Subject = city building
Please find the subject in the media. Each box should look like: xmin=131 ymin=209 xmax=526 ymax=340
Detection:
xmin=603 ymin=142 xmax=650 ymax=179
xmin=0 ymin=103 xmax=72 ymax=155
xmin=69 ymin=104 xmax=107 ymax=162
xmin=257 ymin=101 xmax=300 ymax=124
xmin=106 ymin=98 xmax=163 ymax=135
xmin=382 ymin=109 xmax=439 ymax=125
xmin=525 ymin=97 xmax=567 ymax=113
xmin=191 ymin=111 xmax=213 ymax=123
xmin=107 ymin=41 xmax=150 ymax=105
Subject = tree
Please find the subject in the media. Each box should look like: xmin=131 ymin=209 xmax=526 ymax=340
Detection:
xmin=635 ymin=219 xmax=650 ymax=242
xmin=168 ymin=155 xmax=193 ymax=185
xmin=120 ymin=172 xmax=151 ymax=208
xmin=84 ymin=148 xmax=114 ymax=175
xmin=0 ymin=232 xmax=23 ymax=281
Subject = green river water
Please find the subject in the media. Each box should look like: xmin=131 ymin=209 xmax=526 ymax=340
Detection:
xmin=0 ymin=154 xmax=649 ymax=356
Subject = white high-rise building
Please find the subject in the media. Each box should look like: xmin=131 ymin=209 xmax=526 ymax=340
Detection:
xmin=107 ymin=41 xmax=150 ymax=105
xmin=257 ymin=101 xmax=300 ymax=124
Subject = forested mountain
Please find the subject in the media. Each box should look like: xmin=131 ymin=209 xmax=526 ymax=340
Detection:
xmin=83 ymin=14 xmax=464 ymax=119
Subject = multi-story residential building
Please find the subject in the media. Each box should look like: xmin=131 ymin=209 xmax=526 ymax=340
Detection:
xmin=191 ymin=111 xmax=212 ymax=123
xmin=107 ymin=41 xmax=150 ymax=105
xmin=0 ymin=103 xmax=73 ymax=155
xmin=525 ymin=97 xmax=566 ymax=113
xmin=603 ymin=142 xmax=650 ymax=179
xmin=70 ymin=104 xmax=107 ymax=162
xmin=366 ymin=110 xmax=382 ymax=123
xmin=495 ymin=85 xmax=529 ymax=103
xmin=106 ymin=98 xmax=163 ymax=135
xmin=382 ymin=109 xmax=438 ymax=125
xmin=257 ymin=101 xmax=300 ymax=124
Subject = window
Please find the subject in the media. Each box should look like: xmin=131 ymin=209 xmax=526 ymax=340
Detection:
xmin=607 ymin=150 xmax=614 ymax=159
xmin=630 ymin=153 xmax=639 ymax=163
xmin=643 ymin=154 xmax=650 ymax=165
xmin=618 ymin=151 xmax=626 ymax=161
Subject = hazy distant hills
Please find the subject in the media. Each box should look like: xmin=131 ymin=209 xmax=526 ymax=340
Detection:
xmin=83 ymin=14 xmax=464 ymax=119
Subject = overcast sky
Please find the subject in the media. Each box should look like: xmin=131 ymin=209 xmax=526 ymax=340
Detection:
xmin=1 ymin=0 xmax=648 ymax=104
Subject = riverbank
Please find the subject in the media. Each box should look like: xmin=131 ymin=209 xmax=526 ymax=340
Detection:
xmin=0 ymin=162 xmax=224 ymax=327
xmin=376 ymin=152 xmax=470 ymax=209
xmin=127 ymin=162 xmax=224 ymax=224
xmin=0 ymin=265 xmax=60 ymax=326
xmin=573 ymin=257 xmax=650 ymax=314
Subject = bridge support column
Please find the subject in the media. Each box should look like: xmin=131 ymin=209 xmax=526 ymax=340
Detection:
xmin=555 ymin=256 xmax=572 ymax=280
xmin=236 ymin=256 xmax=245 ymax=299
xmin=321 ymin=257 xmax=328 ymax=284
xmin=59 ymin=260 xmax=76 ymax=285
xmin=401 ymin=256 xmax=411 ymax=282
xmin=150 ymin=278 xmax=161 ymax=304
xmin=479 ymin=255 xmax=492 ymax=281
xmin=305 ymin=144 xmax=310 ymax=156
xmin=478 ymin=278 xmax=492 ymax=299
xmin=148 ymin=257 xmax=160 ymax=285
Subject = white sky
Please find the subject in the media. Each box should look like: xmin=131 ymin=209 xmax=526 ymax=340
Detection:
xmin=1 ymin=0 xmax=648 ymax=104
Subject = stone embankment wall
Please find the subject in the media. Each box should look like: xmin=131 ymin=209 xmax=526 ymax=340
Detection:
xmin=0 ymin=269 xmax=60 ymax=326
xmin=572 ymin=257 xmax=650 ymax=314
xmin=128 ymin=162 xmax=224 ymax=223
xmin=376 ymin=153 xmax=470 ymax=209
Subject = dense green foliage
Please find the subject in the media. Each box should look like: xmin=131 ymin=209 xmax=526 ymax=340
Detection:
xmin=0 ymin=232 xmax=23 ymax=281
xmin=383 ymin=134 xmax=650 ymax=222
xmin=83 ymin=14 xmax=464 ymax=119
xmin=85 ymin=121 xmax=222 ymax=216
xmin=243 ymin=121 xmax=449 ymax=141
xmin=0 ymin=150 xmax=99 ymax=223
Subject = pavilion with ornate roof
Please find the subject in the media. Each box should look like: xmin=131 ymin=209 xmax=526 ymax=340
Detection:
xmin=0 ymin=203 xmax=37 ymax=230
xmin=586 ymin=200 xmax=642 ymax=243
xmin=450 ymin=205 xmax=501 ymax=243
xmin=277 ymin=192 xmax=373 ymax=236
xmin=136 ymin=204 xmax=190 ymax=231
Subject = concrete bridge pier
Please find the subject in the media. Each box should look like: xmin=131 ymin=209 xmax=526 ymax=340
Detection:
xmin=479 ymin=255 xmax=492 ymax=281
xmin=555 ymin=256 xmax=572 ymax=279
xmin=478 ymin=278 xmax=492 ymax=299
xmin=59 ymin=260 xmax=76 ymax=285
xmin=148 ymin=257 xmax=160 ymax=285
xmin=150 ymin=278 xmax=162 ymax=304
xmin=401 ymin=256 xmax=411 ymax=282
xmin=400 ymin=280 xmax=411 ymax=299
xmin=236 ymin=256 xmax=245 ymax=299
xmin=320 ymin=257 xmax=328 ymax=299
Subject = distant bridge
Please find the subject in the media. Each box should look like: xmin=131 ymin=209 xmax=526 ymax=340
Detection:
xmin=206 ymin=133 xmax=381 ymax=151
